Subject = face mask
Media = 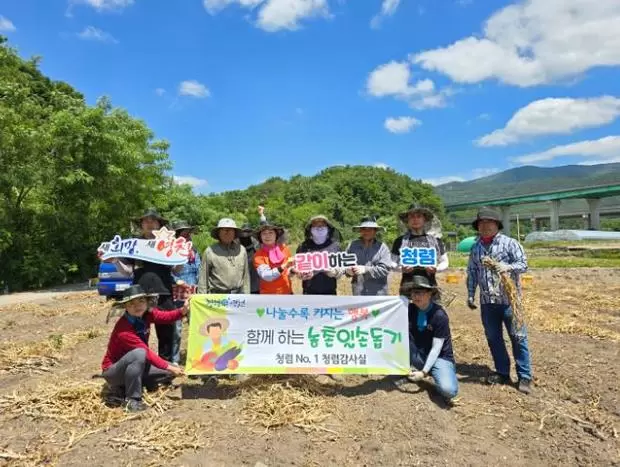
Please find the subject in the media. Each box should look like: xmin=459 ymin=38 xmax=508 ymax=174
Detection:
xmin=311 ymin=226 xmax=329 ymax=244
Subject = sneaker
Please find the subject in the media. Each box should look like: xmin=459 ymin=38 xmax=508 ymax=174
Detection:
xmin=124 ymin=398 xmax=148 ymax=413
xmin=486 ymin=373 xmax=511 ymax=385
xmin=517 ymin=379 xmax=532 ymax=395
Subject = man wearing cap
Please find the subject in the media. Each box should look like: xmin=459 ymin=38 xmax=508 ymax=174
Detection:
xmin=239 ymin=206 xmax=268 ymax=294
xmin=109 ymin=208 xmax=182 ymax=362
xmin=345 ymin=216 xmax=391 ymax=296
xmin=391 ymin=203 xmax=449 ymax=295
xmin=170 ymin=220 xmax=201 ymax=365
xmin=296 ymin=215 xmax=342 ymax=295
xmin=197 ymin=218 xmax=250 ymax=295
xmin=467 ymin=207 xmax=532 ymax=394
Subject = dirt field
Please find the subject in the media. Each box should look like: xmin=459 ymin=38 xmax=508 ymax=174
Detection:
xmin=1 ymin=269 xmax=619 ymax=466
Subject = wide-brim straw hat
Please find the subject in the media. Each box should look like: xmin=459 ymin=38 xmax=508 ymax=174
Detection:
xmin=200 ymin=317 xmax=230 ymax=334
xmin=210 ymin=218 xmax=242 ymax=240
xmin=133 ymin=208 xmax=168 ymax=226
xmin=400 ymin=275 xmax=438 ymax=296
xmin=398 ymin=203 xmax=435 ymax=223
xmin=113 ymin=284 xmax=157 ymax=307
xmin=353 ymin=216 xmax=385 ymax=231
xmin=471 ymin=207 xmax=504 ymax=230
xmin=171 ymin=220 xmax=198 ymax=234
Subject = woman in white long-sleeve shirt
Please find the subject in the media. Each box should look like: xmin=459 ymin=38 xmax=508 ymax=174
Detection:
xmin=395 ymin=275 xmax=458 ymax=403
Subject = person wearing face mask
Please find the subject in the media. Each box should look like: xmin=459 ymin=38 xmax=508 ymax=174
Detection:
xmin=391 ymin=203 xmax=449 ymax=297
xmin=296 ymin=215 xmax=342 ymax=295
xmin=253 ymin=223 xmax=295 ymax=294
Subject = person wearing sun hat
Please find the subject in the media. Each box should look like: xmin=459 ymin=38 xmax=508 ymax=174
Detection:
xmin=394 ymin=276 xmax=458 ymax=403
xmin=253 ymin=221 xmax=295 ymax=295
xmin=391 ymin=202 xmax=449 ymax=296
xmin=101 ymin=285 xmax=189 ymax=413
xmin=296 ymin=214 xmax=342 ymax=295
xmin=197 ymin=218 xmax=250 ymax=294
xmin=466 ymin=207 xmax=532 ymax=394
xmin=345 ymin=216 xmax=392 ymax=296
xmin=109 ymin=208 xmax=182 ymax=363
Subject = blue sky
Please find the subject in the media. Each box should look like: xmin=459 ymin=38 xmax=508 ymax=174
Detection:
xmin=2 ymin=0 xmax=620 ymax=192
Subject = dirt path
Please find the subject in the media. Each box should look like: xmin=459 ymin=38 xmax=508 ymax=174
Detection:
xmin=0 ymin=283 xmax=91 ymax=307
xmin=0 ymin=269 xmax=618 ymax=466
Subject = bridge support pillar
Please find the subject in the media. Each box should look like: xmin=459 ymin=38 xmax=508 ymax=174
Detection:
xmin=550 ymin=200 xmax=561 ymax=231
xmin=500 ymin=206 xmax=511 ymax=236
xmin=586 ymin=198 xmax=601 ymax=230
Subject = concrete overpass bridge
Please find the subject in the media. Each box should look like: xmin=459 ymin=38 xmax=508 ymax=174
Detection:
xmin=445 ymin=184 xmax=620 ymax=233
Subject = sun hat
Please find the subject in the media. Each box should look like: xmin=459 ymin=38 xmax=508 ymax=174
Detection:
xmin=114 ymin=284 xmax=157 ymax=306
xmin=398 ymin=203 xmax=435 ymax=223
xmin=200 ymin=317 xmax=230 ymax=335
xmin=353 ymin=215 xmax=385 ymax=231
xmin=471 ymin=207 xmax=504 ymax=230
xmin=171 ymin=220 xmax=198 ymax=234
xmin=134 ymin=208 xmax=168 ymax=226
xmin=210 ymin=218 xmax=242 ymax=240
xmin=255 ymin=222 xmax=286 ymax=240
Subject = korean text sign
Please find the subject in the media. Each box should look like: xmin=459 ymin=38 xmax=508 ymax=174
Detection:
xmin=294 ymin=251 xmax=357 ymax=272
xmin=186 ymin=294 xmax=410 ymax=375
xmin=97 ymin=227 xmax=192 ymax=266
xmin=399 ymin=247 xmax=437 ymax=267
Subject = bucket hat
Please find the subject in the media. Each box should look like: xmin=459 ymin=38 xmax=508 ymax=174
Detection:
xmin=210 ymin=218 xmax=242 ymax=240
xmin=255 ymin=223 xmax=286 ymax=240
xmin=113 ymin=284 xmax=157 ymax=306
xmin=471 ymin=207 xmax=503 ymax=230
xmin=398 ymin=203 xmax=435 ymax=223
xmin=134 ymin=208 xmax=168 ymax=226
xmin=353 ymin=215 xmax=385 ymax=231
xmin=171 ymin=220 xmax=198 ymax=234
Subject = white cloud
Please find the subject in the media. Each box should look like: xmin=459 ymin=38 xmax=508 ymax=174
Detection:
xmin=77 ymin=26 xmax=118 ymax=43
xmin=423 ymin=167 xmax=500 ymax=186
xmin=513 ymin=136 xmax=620 ymax=164
xmin=0 ymin=16 xmax=16 ymax=32
xmin=257 ymin=0 xmax=329 ymax=32
xmin=179 ymin=80 xmax=211 ymax=98
xmin=384 ymin=116 xmax=421 ymax=134
xmin=370 ymin=0 xmax=401 ymax=29
xmin=71 ymin=0 xmax=134 ymax=11
xmin=412 ymin=0 xmax=620 ymax=87
xmin=423 ymin=176 xmax=466 ymax=186
xmin=374 ymin=162 xmax=390 ymax=169
xmin=366 ymin=61 xmax=451 ymax=109
xmin=155 ymin=88 xmax=166 ymax=96
xmin=173 ymin=175 xmax=208 ymax=188
xmin=204 ymin=0 xmax=329 ymax=32
xmin=477 ymin=96 xmax=620 ymax=146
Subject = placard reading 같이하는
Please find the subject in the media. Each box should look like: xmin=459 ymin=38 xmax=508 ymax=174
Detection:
xmin=185 ymin=294 xmax=410 ymax=375
xmin=294 ymin=251 xmax=357 ymax=273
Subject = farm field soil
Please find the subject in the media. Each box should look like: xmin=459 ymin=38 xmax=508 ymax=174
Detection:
xmin=0 ymin=269 xmax=618 ymax=466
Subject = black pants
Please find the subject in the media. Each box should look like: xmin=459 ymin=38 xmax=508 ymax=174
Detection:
xmin=154 ymin=295 xmax=175 ymax=362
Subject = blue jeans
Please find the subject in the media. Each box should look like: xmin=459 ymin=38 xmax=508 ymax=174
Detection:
xmin=410 ymin=341 xmax=459 ymax=400
xmin=480 ymin=303 xmax=532 ymax=381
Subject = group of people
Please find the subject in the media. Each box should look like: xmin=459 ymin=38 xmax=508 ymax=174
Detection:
xmin=101 ymin=203 xmax=533 ymax=412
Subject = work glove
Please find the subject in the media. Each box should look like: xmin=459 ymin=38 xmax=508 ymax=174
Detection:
xmin=325 ymin=269 xmax=340 ymax=278
xmin=353 ymin=266 xmax=367 ymax=276
xmin=409 ymin=371 xmax=426 ymax=382
xmin=467 ymin=297 xmax=477 ymax=310
xmin=495 ymin=262 xmax=512 ymax=274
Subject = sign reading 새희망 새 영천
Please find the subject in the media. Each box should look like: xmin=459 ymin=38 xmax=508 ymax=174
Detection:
xmin=185 ymin=294 xmax=410 ymax=376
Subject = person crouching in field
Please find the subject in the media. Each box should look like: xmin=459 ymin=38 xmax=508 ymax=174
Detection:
xmin=345 ymin=216 xmax=391 ymax=296
xmin=253 ymin=223 xmax=295 ymax=294
xmin=395 ymin=276 xmax=458 ymax=404
xmin=101 ymin=285 xmax=188 ymax=413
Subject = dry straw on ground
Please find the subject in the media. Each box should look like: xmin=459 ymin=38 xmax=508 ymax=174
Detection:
xmin=109 ymin=418 xmax=205 ymax=458
xmin=237 ymin=375 xmax=337 ymax=432
xmin=0 ymin=328 xmax=104 ymax=373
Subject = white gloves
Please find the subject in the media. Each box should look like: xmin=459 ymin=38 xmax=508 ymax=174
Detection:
xmin=409 ymin=371 xmax=426 ymax=382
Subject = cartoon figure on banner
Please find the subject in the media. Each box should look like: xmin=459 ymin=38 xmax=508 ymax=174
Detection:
xmin=193 ymin=317 xmax=243 ymax=371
